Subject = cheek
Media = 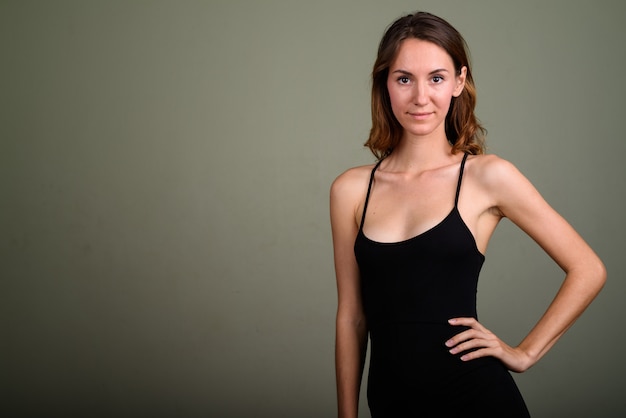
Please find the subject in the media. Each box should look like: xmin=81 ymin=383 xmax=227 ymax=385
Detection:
xmin=433 ymin=89 xmax=454 ymax=109
xmin=386 ymin=83 xmax=404 ymax=112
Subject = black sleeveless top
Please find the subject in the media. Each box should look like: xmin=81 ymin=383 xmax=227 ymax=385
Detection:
xmin=354 ymin=153 xmax=485 ymax=327
xmin=353 ymin=154 xmax=530 ymax=417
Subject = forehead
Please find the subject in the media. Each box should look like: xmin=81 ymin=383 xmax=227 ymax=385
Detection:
xmin=390 ymin=38 xmax=455 ymax=71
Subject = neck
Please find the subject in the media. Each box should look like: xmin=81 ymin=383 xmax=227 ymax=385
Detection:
xmin=386 ymin=131 xmax=455 ymax=172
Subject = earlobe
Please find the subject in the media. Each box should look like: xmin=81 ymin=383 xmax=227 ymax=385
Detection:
xmin=453 ymin=66 xmax=467 ymax=97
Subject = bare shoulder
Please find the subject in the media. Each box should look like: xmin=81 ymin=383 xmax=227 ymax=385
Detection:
xmin=330 ymin=164 xmax=376 ymax=200
xmin=464 ymin=153 xmax=539 ymax=218
xmin=330 ymin=164 xmax=376 ymax=227
xmin=466 ymin=153 xmax=550 ymax=223
xmin=466 ymin=153 xmax=527 ymax=190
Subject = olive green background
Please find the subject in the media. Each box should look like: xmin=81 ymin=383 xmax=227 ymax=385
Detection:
xmin=2 ymin=1 xmax=625 ymax=417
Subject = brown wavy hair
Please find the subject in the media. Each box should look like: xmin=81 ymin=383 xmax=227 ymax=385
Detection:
xmin=365 ymin=12 xmax=486 ymax=159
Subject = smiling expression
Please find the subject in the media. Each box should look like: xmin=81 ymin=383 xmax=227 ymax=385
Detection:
xmin=387 ymin=38 xmax=467 ymax=142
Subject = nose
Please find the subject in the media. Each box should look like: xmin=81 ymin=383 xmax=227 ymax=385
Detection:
xmin=412 ymin=81 xmax=428 ymax=106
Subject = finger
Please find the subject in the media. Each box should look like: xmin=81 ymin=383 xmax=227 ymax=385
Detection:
xmin=458 ymin=347 xmax=495 ymax=361
xmin=445 ymin=328 xmax=482 ymax=347
xmin=448 ymin=337 xmax=495 ymax=355
xmin=448 ymin=317 xmax=486 ymax=332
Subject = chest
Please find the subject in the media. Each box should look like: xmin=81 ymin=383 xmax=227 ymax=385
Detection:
xmin=361 ymin=173 xmax=459 ymax=243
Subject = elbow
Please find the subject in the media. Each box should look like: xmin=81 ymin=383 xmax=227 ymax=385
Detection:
xmin=566 ymin=253 xmax=607 ymax=301
xmin=583 ymin=255 xmax=607 ymax=297
xmin=594 ymin=258 xmax=607 ymax=291
xmin=337 ymin=312 xmax=368 ymax=334
xmin=336 ymin=306 xmax=367 ymax=330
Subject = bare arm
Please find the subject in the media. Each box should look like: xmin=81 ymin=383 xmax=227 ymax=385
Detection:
xmin=330 ymin=169 xmax=370 ymax=417
xmin=447 ymin=157 xmax=606 ymax=372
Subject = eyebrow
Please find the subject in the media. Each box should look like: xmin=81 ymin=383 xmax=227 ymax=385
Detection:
xmin=391 ymin=68 xmax=450 ymax=76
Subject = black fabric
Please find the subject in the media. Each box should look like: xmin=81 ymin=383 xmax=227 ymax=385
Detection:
xmin=354 ymin=153 xmax=530 ymax=417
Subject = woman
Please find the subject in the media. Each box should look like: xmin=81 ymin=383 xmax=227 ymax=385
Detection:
xmin=330 ymin=12 xmax=606 ymax=417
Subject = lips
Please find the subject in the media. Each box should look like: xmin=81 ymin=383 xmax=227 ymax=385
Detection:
xmin=408 ymin=111 xmax=433 ymax=120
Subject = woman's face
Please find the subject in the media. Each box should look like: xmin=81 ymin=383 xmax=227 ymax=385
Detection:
xmin=387 ymin=38 xmax=466 ymax=141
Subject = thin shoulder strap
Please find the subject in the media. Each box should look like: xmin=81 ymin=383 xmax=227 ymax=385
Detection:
xmin=359 ymin=160 xmax=383 ymax=231
xmin=454 ymin=153 xmax=469 ymax=208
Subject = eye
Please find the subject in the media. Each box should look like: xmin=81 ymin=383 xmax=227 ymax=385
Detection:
xmin=397 ymin=76 xmax=410 ymax=85
xmin=432 ymin=75 xmax=444 ymax=83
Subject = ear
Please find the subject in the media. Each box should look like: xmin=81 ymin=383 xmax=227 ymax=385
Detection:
xmin=452 ymin=66 xmax=467 ymax=97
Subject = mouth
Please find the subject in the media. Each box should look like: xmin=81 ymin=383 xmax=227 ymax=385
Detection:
xmin=408 ymin=111 xmax=433 ymax=120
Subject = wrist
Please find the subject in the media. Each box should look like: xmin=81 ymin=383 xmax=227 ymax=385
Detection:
xmin=514 ymin=345 xmax=538 ymax=372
